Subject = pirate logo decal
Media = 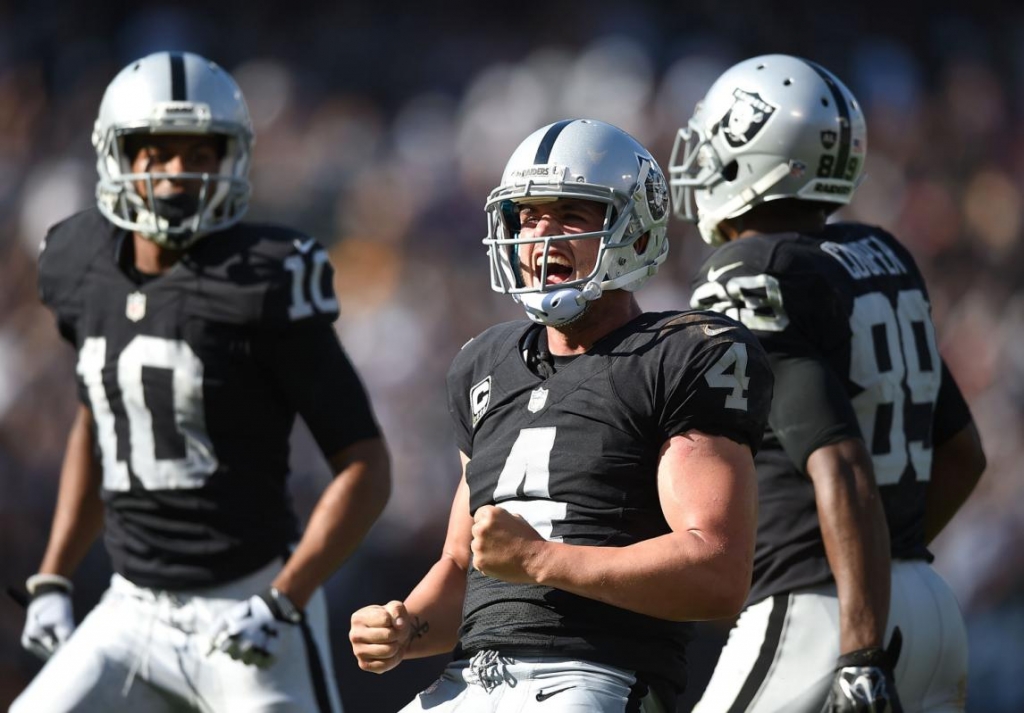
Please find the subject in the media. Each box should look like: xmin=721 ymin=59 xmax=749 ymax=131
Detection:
xmin=722 ymin=88 xmax=777 ymax=147
xmin=642 ymin=157 xmax=668 ymax=221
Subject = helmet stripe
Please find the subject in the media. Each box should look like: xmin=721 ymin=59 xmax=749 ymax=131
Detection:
xmin=805 ymin=61 xmax=851 ymax=180
xmin=170 ymin=52 xmax=187 ymax=101
xmin=534 ymin=119 xmax=575 ymax=164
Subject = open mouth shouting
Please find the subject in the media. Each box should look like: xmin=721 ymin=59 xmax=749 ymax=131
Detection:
xmin=534 ymin=252 xmax=575 ymax=286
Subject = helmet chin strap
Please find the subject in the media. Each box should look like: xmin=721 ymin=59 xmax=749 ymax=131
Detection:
xmin=519 ymin=281 xmax=603 ymax=326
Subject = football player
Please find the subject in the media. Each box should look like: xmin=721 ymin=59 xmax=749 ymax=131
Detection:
xmin=11 ymin=51 xmax=390 ymax=713
xmin=670 ymin=54 xmax=986 ymax=713
xmin=349 ymin=119 xmax=774 ymax=712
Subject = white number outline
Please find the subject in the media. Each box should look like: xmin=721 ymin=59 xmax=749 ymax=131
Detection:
xmin=76 ymin=336 xmax=218 ymax=492
xmin=285 ymin=249 xmax=339 ymax=321
xmin=691 ymin=273 xmax=789 ymax=332
xmin=848 ymin=289 xmax=940 ymax=485
xmin=704 ymin=342 xmax=750 ymax=411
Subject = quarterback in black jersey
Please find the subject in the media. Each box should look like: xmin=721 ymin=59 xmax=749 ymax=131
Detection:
xmin=12 ymin=52 xmax=390 ymax=713
xmin=671 ymin=55 xmax=985 ymax=713
xmin=350 ymin=119 xmax=772 ymax=713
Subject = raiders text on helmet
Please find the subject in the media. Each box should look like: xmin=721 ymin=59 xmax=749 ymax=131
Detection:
xmin=484 ymin=119 xmax=670 ymax=326
xmin=92 ymin=51 xmax=254 ymax=248
xmin=669 ymin=54 xmax=867 ymax=245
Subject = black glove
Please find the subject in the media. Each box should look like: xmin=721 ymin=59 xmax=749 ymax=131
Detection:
xmin=821 ymin=627 xmax=903 ymax=713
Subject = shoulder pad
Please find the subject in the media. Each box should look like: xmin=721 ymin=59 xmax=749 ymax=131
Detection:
xmin=450 ymin=321 xmax=528 ymax=375
xmin=38 ymin=208 xmax=116 ymax=338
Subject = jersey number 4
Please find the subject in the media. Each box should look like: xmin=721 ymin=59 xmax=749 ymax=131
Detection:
xmin=77 ymin=335 xmax=217 ymax=492
xmin=493 ymin=427 xmax=567 ymax=542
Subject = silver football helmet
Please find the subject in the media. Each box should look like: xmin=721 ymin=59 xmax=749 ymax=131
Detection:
xmin=669 ymin=54 xmax=867 ymax=245
xmin=92 ymin=51 xmax=254 ymax=248
xmin=484 ymin=119 xmax=670 ymax=326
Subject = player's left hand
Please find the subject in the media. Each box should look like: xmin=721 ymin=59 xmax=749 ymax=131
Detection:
xmin=471 ymin=505 xmax=545 ymax=584
xmin=821 ymin=628 xmax=903 ymax=713
xmin=207 ymin=590 xmax=300 ymax=668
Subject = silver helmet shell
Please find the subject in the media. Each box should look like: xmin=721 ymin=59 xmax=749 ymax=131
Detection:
xmin=669 ymin=54 xmax=867 ymax=245
xmin=484 ymin=119 xmax=670 ymax=326
xmin=92 ymin=51 xmax=254 ymax=248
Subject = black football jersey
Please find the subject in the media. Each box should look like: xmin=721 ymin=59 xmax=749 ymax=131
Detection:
xmin=446 ymin=311 xmax=773 ymax=691
xmin=38 ymin=208 xmax=380 ymax=589
xmin=691 ymin=222 xmax=973 ymax=605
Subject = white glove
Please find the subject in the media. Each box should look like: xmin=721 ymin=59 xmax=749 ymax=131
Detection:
xmin=207 ymin=590 xmax=300 ymax=668
xmin=22 ymin=590 xmax=75 ymax=661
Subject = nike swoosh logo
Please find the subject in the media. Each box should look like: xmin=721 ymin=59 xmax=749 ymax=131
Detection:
xmin=294 ymin=238 xmax=318 ymax=254
xmin=536 ymin=685 xmax=577 ymax=702
xmin=703 ymin=324 xmax=735 ymax=336
xmin=707 ymin=261 xmax=744 ymax=282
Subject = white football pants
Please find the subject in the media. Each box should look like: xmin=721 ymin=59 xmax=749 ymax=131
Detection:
xmin=10 ymin=558 xmax=343 ymax=712
xmin=694 ymin=559 xmax=968 ymax=713
xmin=398 ymin=651 xmax=670 ymax=713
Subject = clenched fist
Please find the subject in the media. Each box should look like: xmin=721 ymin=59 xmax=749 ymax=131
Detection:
xmin=471 ymin=505 xmax=546 ymax=584
xmin=349 ymin=601 xmax=414 ymax=674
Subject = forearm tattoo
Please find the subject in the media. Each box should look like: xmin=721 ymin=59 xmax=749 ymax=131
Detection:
xmin=411 ymin=616 xmax=430 ymax=639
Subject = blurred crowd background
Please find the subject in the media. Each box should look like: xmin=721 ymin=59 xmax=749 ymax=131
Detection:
xmin=1 ymin=1 xmax=1022 ymax=710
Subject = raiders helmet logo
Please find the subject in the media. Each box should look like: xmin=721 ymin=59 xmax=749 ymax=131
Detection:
xmin=821 ymin=130 xmax=838 ymax=149
xmin=722 ymin=89 xmax=777 ymax=147
xmin=642 ymin=158 xmax=668 ymax=221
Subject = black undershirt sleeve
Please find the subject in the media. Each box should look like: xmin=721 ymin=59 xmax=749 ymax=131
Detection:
xmin=260 ymin=322 xmax=380 ymax=463
xmin=768 ymin=352 xmax=863 ymax=474
xmin=931 ymin=360 xmax=973 ymax=447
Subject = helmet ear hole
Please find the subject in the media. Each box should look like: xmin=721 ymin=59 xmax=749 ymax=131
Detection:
xmin=721 ymin=160 xmax=739 ymax=182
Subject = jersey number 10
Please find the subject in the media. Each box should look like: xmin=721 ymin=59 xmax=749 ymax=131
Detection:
xmin=77 ymin=335 xmax=216 ymax=492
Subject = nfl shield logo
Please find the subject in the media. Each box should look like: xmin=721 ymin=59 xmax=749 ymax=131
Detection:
xmin=125 ymin=291 xmax=147 ymax=322
xmin=527 ymin=387 xmax=548 ymax=413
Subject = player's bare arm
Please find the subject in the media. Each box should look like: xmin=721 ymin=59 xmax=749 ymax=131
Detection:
xmin=272 ymin=437 xmax=391 ymax=609
xmin=807 ymin=438 xmax=891 ymax=653
xmin=351 ymin=455 xmax=473 ymax=673
xmin=38 ymin=404 xmax=105 ymax=578
xmin=925 ymin=421 xmax=985 ymax=543
xmin=472 ymin=430 xmax=758 ymax=622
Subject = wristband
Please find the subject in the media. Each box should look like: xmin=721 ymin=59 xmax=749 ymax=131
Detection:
xmin=25 ymin=574 xmax=73 ymax=597
xmin=260 ymin=587 xmax=303 ymax=624
xmin=836 ymin=646 xmax=887 ymax=669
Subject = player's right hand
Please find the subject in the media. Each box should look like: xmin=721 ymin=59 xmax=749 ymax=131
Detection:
xmin=21 ymin=590 xmax=75 ymax=661
xmin=821 ymin=628 xmax=903 ymax=713
xmin=349 ymin=600 xmax=413 ymax=674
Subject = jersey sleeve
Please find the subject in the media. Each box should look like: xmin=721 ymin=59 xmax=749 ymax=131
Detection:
xmin=446 ymin=335 xmax=482 ymax=458
xmin=260 ymin=236 xmax=340 ymax=327
xmin=657 ymin=317 xmax=774 ymax=453
xmin=767 ymin=352 xmax=863 ymax=471
xmin=932 ymin=360 xmax=974 ymax=447
xmin=256 ymin=321 xmax=380 ymax=460
xmin=37 ymin=217 xmax=90 ymax=344
xmin=690 ymin=237 xmax=849 ymax=358
xmin=444 ymin=322 xmax=525 ymax=459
